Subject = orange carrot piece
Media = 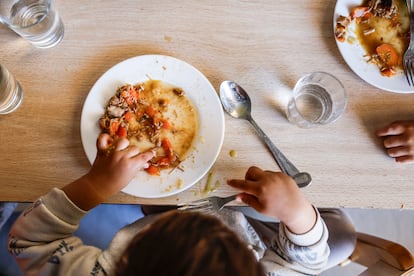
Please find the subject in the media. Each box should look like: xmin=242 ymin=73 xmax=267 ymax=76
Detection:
xmin=376 ymin=43 xmax=399 ymax=67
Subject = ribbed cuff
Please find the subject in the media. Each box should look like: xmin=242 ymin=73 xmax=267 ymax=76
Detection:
xmin=283 ymin=206 xmax=324 ymax=246
xmin=41 ymin=188 xmax=87 ymax=225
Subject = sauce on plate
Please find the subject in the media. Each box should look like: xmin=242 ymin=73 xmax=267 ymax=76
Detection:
xmin=335 ymin=0 xmax=410 ymax=77
xmin=99 ymin=80 xmax=198 ymax=175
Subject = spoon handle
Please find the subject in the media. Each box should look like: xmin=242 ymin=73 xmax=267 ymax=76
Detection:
xmin=247 ymin=116 xmax=311 ymax=187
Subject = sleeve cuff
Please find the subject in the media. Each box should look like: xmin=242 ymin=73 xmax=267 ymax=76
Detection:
xmin=41 ymin=188 xmax=87 ymax=225
xmin=282 ymin=205 xmax=324 ymax=246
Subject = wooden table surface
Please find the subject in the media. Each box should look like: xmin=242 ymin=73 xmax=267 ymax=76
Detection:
xmin=1 ymin=0 xmax=414 ymax=208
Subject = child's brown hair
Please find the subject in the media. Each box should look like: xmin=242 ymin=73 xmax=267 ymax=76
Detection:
xmin=115 ymin=210 xmax=264 ymax=276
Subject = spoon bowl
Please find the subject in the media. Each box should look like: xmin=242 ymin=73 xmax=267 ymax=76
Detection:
xmin=219 ymin=80 xmax=312 ymax=188
xmin=219 ymin=80 xmax=251 ymax=120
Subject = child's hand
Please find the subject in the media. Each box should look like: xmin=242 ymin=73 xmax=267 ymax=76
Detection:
xmin=86 ymin=133 xmax=155 ymax=197
xmin=227 ymin=166 xmax=316 ymax=234
xmin=376 ymin=120 xmax=414 ymax=163
xmin=63 ymin=134 xmax=154 ymax=210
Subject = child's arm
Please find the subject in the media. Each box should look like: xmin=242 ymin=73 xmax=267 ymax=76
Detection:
xmin=227 ymin=166 xmax=329 ymax=273
xmin=8 ymin=134 xmax=154 ymax=275
xmin=376 ymin=120 xmax=414 ymax=163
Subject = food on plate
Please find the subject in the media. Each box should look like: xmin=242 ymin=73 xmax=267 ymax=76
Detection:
xmin=99 ymin=80 xmax=198 ymax=175
xmin=335 ymin=0 xmax=409 ymax=77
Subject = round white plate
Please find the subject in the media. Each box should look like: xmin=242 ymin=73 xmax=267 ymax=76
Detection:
xmin=80 ymin=55 xmax=225 ymax=198
xmin=334 ymin=0 xmax=413 ymax=93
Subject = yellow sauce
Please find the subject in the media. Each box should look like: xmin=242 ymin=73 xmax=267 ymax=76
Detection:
xmin=129 ymin=80 xmax=198 ymax=161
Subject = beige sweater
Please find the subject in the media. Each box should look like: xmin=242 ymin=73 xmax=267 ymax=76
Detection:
xmin=8 ymin=188 xmax=329 ymax=276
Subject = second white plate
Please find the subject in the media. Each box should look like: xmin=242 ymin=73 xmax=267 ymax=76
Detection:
xmin=334 ymin=0 xmax=413 ymax=93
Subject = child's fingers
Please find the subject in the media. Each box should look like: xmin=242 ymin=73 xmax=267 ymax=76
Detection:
xmin=131 ymin=151 xmax=155 ymax=168
xmin=376 ymin=122 xmax=405 ymax=137
xmin=227 ymin=179 xmax=259 ymax=195
xmin=383 ymin=136 xmax=406 ymax=148
xmin=245 ymin=166 xmax=264 ymax=181
xmin=384 ymin=135 xmax=409 ymax=149
xmin=395 ymin=155 xmax=414 ymax=163
xmin=237 ymin=193 xmax=261 ymax=211
xmin=387 ymin=146 xmax=408 ymax=157
xmin=114 ymin=138 xmax=130 ymax=151
xmin=123 ymin=146 xmax=141 ymax=158
xmin=97 ymin=133 xmax=113 ymax=152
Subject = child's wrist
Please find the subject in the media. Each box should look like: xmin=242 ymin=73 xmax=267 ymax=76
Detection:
xmin=62 ymin=175 xmax=107 ymax=211
xmin=283 ymin=201 xmax=316 ymax=234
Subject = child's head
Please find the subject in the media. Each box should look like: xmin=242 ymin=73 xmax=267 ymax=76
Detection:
xmin=115 ymin=210 xmax=264 ymax=276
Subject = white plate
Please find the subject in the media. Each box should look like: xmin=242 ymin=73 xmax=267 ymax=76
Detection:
xmin=80 ymin=55 xmax=225 ymax=198
xmin=334 ymin=0 xmax=413 ymax=93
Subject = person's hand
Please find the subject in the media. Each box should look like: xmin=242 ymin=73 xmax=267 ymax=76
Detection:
xmin=85 ymin=133 xmax=155 ymax=197
xmin=227 ymin=166 xmax=316 ymax=234
xmin=376 ymin=120 xmax=414 ymax=163
xmin=63 ymin=133 xmax=154 ymax=210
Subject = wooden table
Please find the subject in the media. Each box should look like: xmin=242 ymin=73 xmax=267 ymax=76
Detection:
xmin=1 ymin=0 xmax=414 ymax=209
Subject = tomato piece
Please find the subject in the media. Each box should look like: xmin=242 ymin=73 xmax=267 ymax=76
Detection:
xmin=124 ymin=111 xmax=134 ymax=122
xmin=109 ymin=121 xmax=119 ymax=136
xmin=129 ymin=86 xmax=140 ymax=100
xmin=145 ymin=106 xmax=156 ymax=117
xmin=157 ymin=157 xmax=172 ymax=166
xmin=116 ymin=126 xmax=127 ymax=138
xmin=161 ymin=138 xmax=174 ymax=161
xmin=162 ymin=119 xmax=171 ymax=129
xmin=145 ymin=164 xmax=160 ymax=176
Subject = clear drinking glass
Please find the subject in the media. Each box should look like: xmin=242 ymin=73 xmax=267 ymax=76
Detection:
xmin=0 ymin=0 xmax=64 ymax=48
xmin=286 ymin=72 xmax=347 ymax=128
xmin=0 ymin=64 xmax=24 ymax=114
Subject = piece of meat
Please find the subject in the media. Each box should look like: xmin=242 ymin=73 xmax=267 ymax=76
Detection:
xmin=370 ymin=0 xmax=397 ymax=19
xmin=107 ymin=105 xmax=125 ymax=118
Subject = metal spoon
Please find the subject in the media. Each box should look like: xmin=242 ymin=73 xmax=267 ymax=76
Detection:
xmin=219 ymin=80 xmax=312 ymax=188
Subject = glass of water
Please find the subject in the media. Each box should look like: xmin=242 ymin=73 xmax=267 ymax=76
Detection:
xmin=286 ymin=72 xmax=347 ymax=128
xmin=0 ymin=64 xmax=24 ymax=114
xmin=0 ymin=0 xmax=64 ymax=48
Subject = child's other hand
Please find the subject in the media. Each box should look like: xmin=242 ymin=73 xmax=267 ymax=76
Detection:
xmin=227 ymin=166 xmax=316 ymax=234
xmin=86 ymin=133 xmax=154 ymax=198
xmin=376 ymin=120 xmax=414 ymax=163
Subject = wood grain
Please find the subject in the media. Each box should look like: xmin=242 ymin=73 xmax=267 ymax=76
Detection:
xmin=1 ymin=0 xmax=414 ymax=208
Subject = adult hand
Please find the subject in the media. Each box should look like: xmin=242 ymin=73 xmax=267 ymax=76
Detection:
xmin=227 ymin=166 xmax=316 ymax=234
xmin=376 ymin=120 xmax=414 ymax=163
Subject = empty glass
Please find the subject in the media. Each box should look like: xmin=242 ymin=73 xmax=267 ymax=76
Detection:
xmin=0 ymin=0 xmax=64 ymax=48
xmin=0 ymin=64 xmax=24 ymax=114
xmin=286 ymin=72 xmax=347 ymax=128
